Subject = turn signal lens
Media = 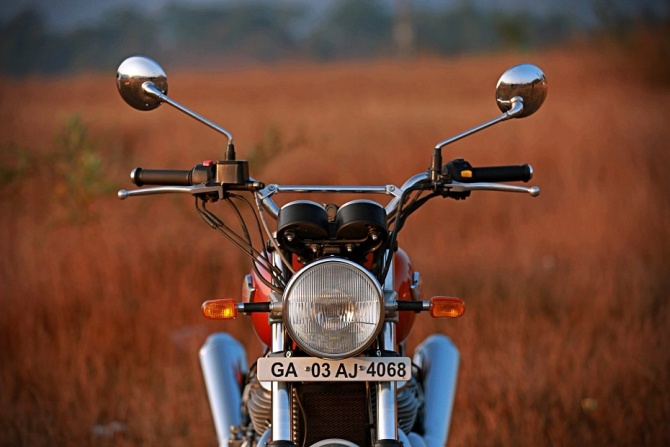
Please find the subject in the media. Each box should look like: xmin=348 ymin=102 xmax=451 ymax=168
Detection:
xmin=430 ymin=297 xmax=466 ymax=318
xmin=202 ymin=299 xmax=238 ymax=320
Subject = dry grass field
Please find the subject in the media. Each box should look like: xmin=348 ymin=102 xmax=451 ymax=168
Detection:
xmin=1 ymin=40 xmax=669 ymax=446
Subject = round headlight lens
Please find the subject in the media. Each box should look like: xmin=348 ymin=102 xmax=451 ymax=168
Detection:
xmin=283 ymin=258 xmax=384 ymax=359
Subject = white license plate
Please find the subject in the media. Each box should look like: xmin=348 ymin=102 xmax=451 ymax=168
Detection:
xmin=257 ymin=357 xmax=412 ymax=382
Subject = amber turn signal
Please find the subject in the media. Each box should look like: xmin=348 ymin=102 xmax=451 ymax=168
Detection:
xmin=202 ymin=299 xmax=238 ymax=320
xmin=429 ymin=297 xmax=466 ymax=318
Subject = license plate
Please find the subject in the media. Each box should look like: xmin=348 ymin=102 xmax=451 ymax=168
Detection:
xmin=257 ymin=357 xmax=412 ymax=382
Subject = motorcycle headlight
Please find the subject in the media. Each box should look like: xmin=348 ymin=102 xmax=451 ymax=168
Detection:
xmin=283 ymin=258 xmax=384 ymax=360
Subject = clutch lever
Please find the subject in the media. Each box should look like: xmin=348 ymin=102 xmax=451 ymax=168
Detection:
xmin=117 ymin=184 xmax=226 ymax=200
xmin=444 ymin=181 xmax=540 ymax=197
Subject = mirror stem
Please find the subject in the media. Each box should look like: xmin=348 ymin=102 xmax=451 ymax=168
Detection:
xmin=434 ymin=97 xmax=523 ymax=151
xmin=430 ymin=148 xmax=442 ymax=182
xmin=142 ymin=82 xmax=234 ymax=144
xmin=226 ymin=143 xmax=236 ymax=161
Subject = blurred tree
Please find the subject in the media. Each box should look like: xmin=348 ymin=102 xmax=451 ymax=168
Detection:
xmin=0 ymin=1 xmax=660 ymax=75
xmin=493 ymin=12 xmax=529 ymax=50
xmin=160 ymin=3 xmax=303 ymax=63
xmin=394 ymin=0 xmax=415 ymax=58
xmin=64 ymin=8 xmax=161 ymax=72
xmin=413 ymin=4 xmax=497 ymax=55
xmin=306 ymin=0 xmax=393 ymax=59
xmin=0 ymin=10 xmax=50 ymax=74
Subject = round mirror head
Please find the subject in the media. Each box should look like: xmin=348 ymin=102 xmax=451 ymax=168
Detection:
xmin=496 ymin=63 xmax=547 ymax=118
xmin=116 ymin=56 xmax=168 ymax=111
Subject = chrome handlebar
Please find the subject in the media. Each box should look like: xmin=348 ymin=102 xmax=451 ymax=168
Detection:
xmin=117 ymin=171 xmax=540 ymax=220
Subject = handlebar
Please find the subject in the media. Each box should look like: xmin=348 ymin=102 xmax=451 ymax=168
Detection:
xmin=131 ymin=165 xmax=214 ymax=187
xmin=444 ymin=159 xmax=533 ymax=183
xmin=118 ymin=159 xmax=540 ymax=213
xmin=131 ymin=168 xmax=191 ymax=186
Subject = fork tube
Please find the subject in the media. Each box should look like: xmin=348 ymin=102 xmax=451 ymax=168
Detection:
xmin=377 ymin=322 xmax=398 ymax=440
xmin=377 ymin=254 xmax=399 ymax=442
xmin=271 ymin=322 xmax=293 ymax=441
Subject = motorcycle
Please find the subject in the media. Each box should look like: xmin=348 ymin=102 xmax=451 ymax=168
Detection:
xmin=115 ymin=55 xmax=547 ymax=447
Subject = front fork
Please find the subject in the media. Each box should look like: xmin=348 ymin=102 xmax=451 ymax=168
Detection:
xmin=269 ymin=256 xmax=401 ymax=447
xmin=376 ymin=322 xmax=400 ymax=443
xmin=270 ymin=321 xmax=293 ymax=443
xmin=268 ymin=320 xmax=402 ymax=446
xmin=376 ymin=254 xmax=401 ymax=445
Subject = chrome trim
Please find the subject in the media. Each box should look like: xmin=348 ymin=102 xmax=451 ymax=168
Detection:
xmin=377 ymin=321 xmax=398 ymax=441
xmin=199 ymin=333 xmax=247 ymax=447
xmin=142 ymin=81 xmax=234 ymax=143
xmin=310 ymin=440 xmax=359 ymax=447
xmin=258 ymin=429 xmax=272 ymax=447
xmin=255 ymin=189 xmax=281 ymax=219
xmin=116 ymin=56 xmax=166 ymax=111
xmin=338 ymin=198 xmax=386 ymax=212
xmin=383 ymin=255 xmax=399 ymax=320
xmin=496 ymin=63 xmax=548 ymax=118
xmin=243 ymin=274 xmax=256 ymax=302
xmin=384 ymin=172 xmax=431 ymax=218
xmin=383 ymin=253 xmax=395 ymax=294
xmin=377 ymin=255 xmax=399 ymax=442
xmin=410 ymin=272 xmax=422 ymax=301
xmin=271 ymin=322 xmax=293 ymax=441
xmin=117 ymin=184 xmax=224 ymax=200
xmin=256 ymin=179 xmax=419 ymax=221
xmin=255 ymin=195 xmax=295 ymax=274
xmin=413 ymin=335 xmax=459 ymax=447
xmin=446 ymin=181 xmax=540 ymax=197
xmin=273 ymin=184 xmax=396 ymax=195
xmin=434 ymin=100 xmax=522 ymax=151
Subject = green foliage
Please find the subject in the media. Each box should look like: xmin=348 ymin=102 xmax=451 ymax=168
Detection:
xmin=51 ymin=115 xmax=117 ymax=221
xmin=248 ymin=124 xmax=283 ymax=168
xmin=247 ymin=124 xmax=307 ymax=170
xmin=0 ymin=143 xmax=31 ymax=187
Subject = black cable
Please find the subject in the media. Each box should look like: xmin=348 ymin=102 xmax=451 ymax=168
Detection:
xmin=380 ymin=186 xmax=439 ymax=283
xmin=195 ymin=198 xmax=284 ymax=293
xmin=379 ymin=186 xmax=414 ymax=283
xmin=199 ymin=199 xmax=272 ymax=273
xmin=228 ymin=194 xmax=284 ymax=286
xmin=225 ymin=195 xmax=286 ymax=288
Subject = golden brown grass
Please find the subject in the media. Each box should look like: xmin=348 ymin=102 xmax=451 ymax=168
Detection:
xmin=1 ymin=44 xmax=669 ymax=446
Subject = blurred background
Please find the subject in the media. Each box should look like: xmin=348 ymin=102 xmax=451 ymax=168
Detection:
xmin=1 ymin=0 xmax=669 ymax=74
xmin=1 ymin=0 xmax=669 ymax=446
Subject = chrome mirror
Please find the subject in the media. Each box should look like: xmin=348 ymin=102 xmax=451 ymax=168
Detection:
xmin=115 ymin=55 xmax=234 ymax=144
xmin=116 ymin=56 xmax=168 ymax=111
xmin=496 ymin=63 xmax=547 ymax=118
xmin=433 ymin=63 xmax=548 ymax=156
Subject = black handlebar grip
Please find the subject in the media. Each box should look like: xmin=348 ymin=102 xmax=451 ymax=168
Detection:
xmin=130 ymin=167 xmax=193 ymax=187
xmin=445 ymin=159 xmax=533 ymax=183
xmin=469 ymin=164 xmax=533 ymax=183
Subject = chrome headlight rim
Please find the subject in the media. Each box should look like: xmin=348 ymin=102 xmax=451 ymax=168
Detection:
xmin=282 ymin=257 xmax=385 ymax=360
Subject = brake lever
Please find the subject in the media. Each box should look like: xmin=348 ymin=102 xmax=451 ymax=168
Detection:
xmin=117 ymin=184 xmax=225 ymax=200
xmin=444 ymin=181 xmax=540 ymax=197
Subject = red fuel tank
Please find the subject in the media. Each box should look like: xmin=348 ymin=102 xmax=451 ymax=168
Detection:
xmin=245 ymin=248 xmax=418 ymax=347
